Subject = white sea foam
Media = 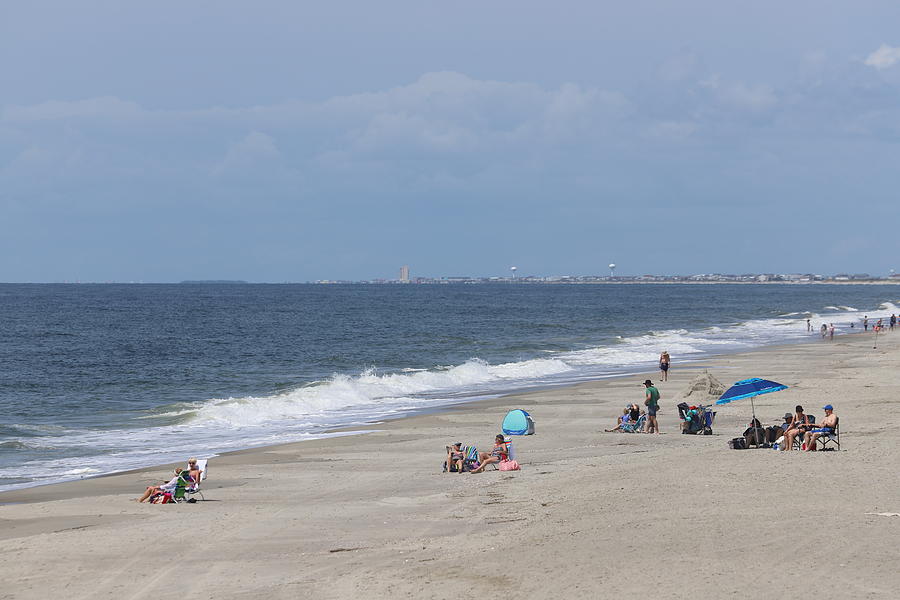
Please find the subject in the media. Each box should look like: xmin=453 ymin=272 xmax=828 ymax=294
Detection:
xmin=61 ymin=468 xmax=99 ymax=476
xmin=3 ymin=299 xmax=899 ymax=493
xmin=185 ymin=357 xmax=573 ymax=428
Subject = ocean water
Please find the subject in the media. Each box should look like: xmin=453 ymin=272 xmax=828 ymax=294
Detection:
xmin=1 ymin=283 xmax=896 ymax=491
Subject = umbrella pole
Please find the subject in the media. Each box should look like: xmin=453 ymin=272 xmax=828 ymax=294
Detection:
xmin=750 ymin=395 xmax=762 ymax=447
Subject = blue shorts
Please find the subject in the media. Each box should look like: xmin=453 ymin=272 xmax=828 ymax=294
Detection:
xmin=648 ymin=406 xmax=658 ymax=417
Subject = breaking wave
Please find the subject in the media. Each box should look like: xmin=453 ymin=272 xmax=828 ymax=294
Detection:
xmin=2 ymin=300 xmax=897 ymax=492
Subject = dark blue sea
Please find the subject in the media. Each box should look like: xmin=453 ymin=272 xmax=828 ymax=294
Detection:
xmin=1 ymin=283 xmax=895 ymax=491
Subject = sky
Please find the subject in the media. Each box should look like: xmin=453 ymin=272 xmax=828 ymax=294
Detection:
xmin=3 ymin=1 xmax=900 ymax=282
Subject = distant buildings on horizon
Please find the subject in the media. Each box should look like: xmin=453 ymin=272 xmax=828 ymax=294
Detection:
xmin=314 ymin=270 xmax=900 ymax=285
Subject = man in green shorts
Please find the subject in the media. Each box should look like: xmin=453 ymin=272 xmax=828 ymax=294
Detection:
xmin=643 ymin=379 xmax=660 ymax=434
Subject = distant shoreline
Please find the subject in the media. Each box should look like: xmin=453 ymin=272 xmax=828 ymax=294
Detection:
xmin=315 ymin=280 xmax=900 ymax=286
xmin=2 ymin=280 xmax=900 ymax=285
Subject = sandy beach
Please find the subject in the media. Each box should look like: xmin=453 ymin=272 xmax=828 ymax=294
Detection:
xmin=2 ymin=331 xmax=898 ymax=599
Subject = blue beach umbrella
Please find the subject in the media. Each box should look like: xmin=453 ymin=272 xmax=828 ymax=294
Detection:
xmin=716 ymin=378 xmax=788 ymax=405
xmin=716 ymin=378 xmax=788 ymax=445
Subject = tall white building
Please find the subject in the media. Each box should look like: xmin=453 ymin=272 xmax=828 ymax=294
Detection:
xmin=399 ymin=265 xmax=410 ymax=282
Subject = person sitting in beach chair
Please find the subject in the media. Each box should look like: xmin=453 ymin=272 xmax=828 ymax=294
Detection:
xmin=444 ymin=443 xmax=465 ymax=473
xmin=469 ymin=434 xmax=508 ymax=473
xmin=678 ymin=403 xmax=707 ymax=434
xmin=606 ymin=408 xmax=645 ymax=433
xmin=780 ymin=412 xmax=793 ymax=431
xmin=802 ymin=405 xmax=838 ymax=451
xmin=605 ymin=408 xmax=634 ymax=432
xmin=780 ymin=405 xmax=811 ymax=451
xmin=185 ymin=458 xmax=207 ymax=500
xmin=743 ymin=417 xmax=767 ymax=447
xmin=162 ymin=471 xmax=195 ymax=503
xmin=186 ymin=457 xmax=202 ymax=487
xmin=625 ymin=413 xmax=647 ymax=433
xmin=136 ymin=468 xmax=187 ymax=503
xmin=628 ymin=403 xmax=641 ymax=422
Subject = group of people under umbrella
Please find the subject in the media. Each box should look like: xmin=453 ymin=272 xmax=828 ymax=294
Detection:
xmin=716 ymin=377 xmax=838 ymax=450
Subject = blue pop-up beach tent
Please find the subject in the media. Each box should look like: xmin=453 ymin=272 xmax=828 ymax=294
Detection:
xmin=502 ymin=409 xmax=535 ymax=435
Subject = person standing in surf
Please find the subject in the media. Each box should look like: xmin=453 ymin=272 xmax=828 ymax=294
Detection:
xmin=806 ymin=318 xmax=811 ymax=332
xmin=659 ymin=350 xmax=670 ymax=382
xmin=643 ymin=379 xmax=660 ymax=434
xmin=864 ymin=315 xmax=869 ymax=331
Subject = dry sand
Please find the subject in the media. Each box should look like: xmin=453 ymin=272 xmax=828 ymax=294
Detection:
xmin=2 ymin=331 xmax=899 ymax=599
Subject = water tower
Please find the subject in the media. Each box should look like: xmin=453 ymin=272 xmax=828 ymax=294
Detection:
xmin=609 ymin=263 xmax=616 ymax=278
xmin=510 ymin=266 xmax=518 ymax=280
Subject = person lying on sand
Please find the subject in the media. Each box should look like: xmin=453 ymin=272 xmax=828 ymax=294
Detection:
xmin=470 ymin=434 xmax=508 ymax=473
xmin=606 ymin=408 xmax=633 ymax=432
xmin=802 ymin=405 xmax=838 ymax=451
xmin=445 ymin=443 xmax=465 ymax=473
xmin=135 ymin=468 xmax=186 ymax=503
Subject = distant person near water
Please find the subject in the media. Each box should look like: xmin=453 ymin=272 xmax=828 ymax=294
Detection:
xmin=891 ymin=314 xmax=896 ymax=331
xmin=864 ymin=316 xmax=869 ymax=331
xmin=820 ymin=324 xmax=827 ymax=338
xmin=643 ymin=379 xmax=660 ymax=434
xmin=829 ymin=323 xmax=835 ymax=340
xmin=659 ymin=350 xmax=670 ymax=381
xmin=806 ymin=318 xmax=811 ymax=332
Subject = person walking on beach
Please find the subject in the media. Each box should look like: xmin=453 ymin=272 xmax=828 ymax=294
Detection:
xmin=864 ymin=316 xmax=869 ymax=331
xmin=829 ymin=323 xmax=835 ymax=340
xmin=643 ymin=379 xmax=660 ymax=434
xmin=806 ymin=318 xmax=811 ymax=332
xmin=659 ymin=350 xmax=670 ymax=382
xmin=891 ymin=314 xmax=896 ymax=331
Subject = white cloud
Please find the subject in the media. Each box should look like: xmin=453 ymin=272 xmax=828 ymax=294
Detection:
xmin=1 ymin=97 xmax=143 ymax=121
xmin=214 ymin=131 xmax=282 ymax=177
xmin=864 ymin=44 xmax=900 ymax=70
xmin=717 ymin=83 xmax=777 ymax=112
xmin=5 ymin=66 xmax=899 ymax=200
